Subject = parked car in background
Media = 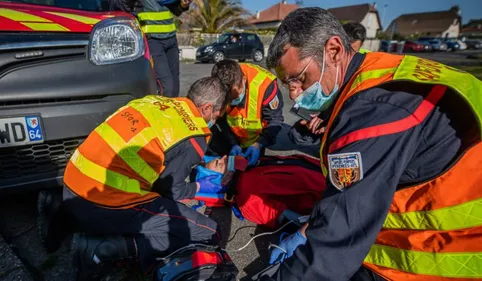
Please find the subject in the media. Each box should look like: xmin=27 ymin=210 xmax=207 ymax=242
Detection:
xmin=418 ymin=41 xmax=433 ymax=52
xmin=418 ymin=38 xmax=448 ymax=52
xmin=446 ymin=39 xmax=467 ymax=51
xmin=445 ymin=40 xmax=460 ymax=51
xmin=0 ymin=1 xmax=157 ymax=192
xmin=457 ymin=40 xmax=468 ymax=50
xmin=465 ymin=40 xmax=482 ymax=49
xmin=196 ymin=33 xmax=265 ymax=63
xmin=428 ymin=39 xmax=448 ymax=52
xmin=379 ymin=40 xmax=398 ymax=52
xmin=403 ymin=41 xmax=425 ymax=52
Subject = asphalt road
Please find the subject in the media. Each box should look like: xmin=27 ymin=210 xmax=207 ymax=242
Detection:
xmin=0 ymin=50 xmax=480 ymax=281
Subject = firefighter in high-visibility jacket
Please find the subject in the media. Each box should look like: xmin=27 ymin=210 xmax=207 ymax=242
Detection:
xmin=63 ymin=77 xmax=228 ymax=280
xmin=259 ymin=7 xmax=482 ymax=281
xmin=210 ymin=60 xmax=284 ymax=166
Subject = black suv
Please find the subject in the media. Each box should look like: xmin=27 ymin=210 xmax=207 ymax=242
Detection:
xmin=196 ymin=33 xmax=265 ymax=63
xmin=0 ymin=1 xmax=156 ymax=192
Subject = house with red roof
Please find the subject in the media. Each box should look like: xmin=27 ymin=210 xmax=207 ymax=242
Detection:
xmin=245 ymin=0 xmax=299 ymax=30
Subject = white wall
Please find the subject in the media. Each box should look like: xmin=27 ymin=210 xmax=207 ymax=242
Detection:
xmin=443 ymin=19 xmax=460 ymax=38
xmin=179 ymin=46 xmax=196 ymax=60
xmin=361 ymin=39 xmax=381 ymax=51
xmin=360 ymin=12 xmax=381 ymax=39
xmin=249 ymin=21 xmax=282 ymax=30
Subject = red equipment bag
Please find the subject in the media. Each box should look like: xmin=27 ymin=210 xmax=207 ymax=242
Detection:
xmin=235 ymin=155 xmax=326 ymax=228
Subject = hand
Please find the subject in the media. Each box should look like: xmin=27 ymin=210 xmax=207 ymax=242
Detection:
xmin=197 ymin=175 xmax=224 ymax=193
xmin=180 ymin=0 xmax=192 ymax=8
xmin=229 ymin=145 xmax=243 ymax=156
xmin=269 ymin=230 xmax=307 ymax=264
xmin=300 ymin=114 xmax=325 ymax=135
xmin=243 ymin=143 xmax=260 ymax=166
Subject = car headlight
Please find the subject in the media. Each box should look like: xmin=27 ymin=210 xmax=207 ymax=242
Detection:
xmin=89 ymin=17 xmax=145 ymax=66
xmin=205 ymin=46 xmax=213 ymax=53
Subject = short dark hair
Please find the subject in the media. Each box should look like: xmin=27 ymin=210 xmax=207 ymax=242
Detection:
xmin=211 ymin=59 xmax=244 ymax=91
xmin=187 ymin=76 xmax=228 ymax=111
xmin=343 ymin=22 xmax=367 ymax=44
xmin=266 ymin=7 xmax=351 ymax=70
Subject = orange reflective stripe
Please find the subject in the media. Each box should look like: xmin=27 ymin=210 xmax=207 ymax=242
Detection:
xmin=374 ymin=225 xmax=482 ymax=253
xmin=77 ymin=131 xmax=150 ymax=189
xmin=329 ymin=85 xmax=446 ymax=153
xmin=64 ymin=162 xmax=159 ymax=209
xmin=363 ymin=263 xmax=480 ymax=281
xmin=106 ymin=106 xmax=151 ymax=143
xmin=137 ymin=138 xmax=165 ymax=175
xmin=390 ymin=142 xmax=482 ymax=214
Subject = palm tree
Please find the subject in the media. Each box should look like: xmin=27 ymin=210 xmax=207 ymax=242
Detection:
xmin=185 ymin=0 xmax=251 ymax=33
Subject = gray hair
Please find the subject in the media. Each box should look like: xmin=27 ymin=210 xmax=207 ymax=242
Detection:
xmin=266 ymin=7 xmax=351 ymax=70
xmin=187 ymin=76 xmax=228 ymax=111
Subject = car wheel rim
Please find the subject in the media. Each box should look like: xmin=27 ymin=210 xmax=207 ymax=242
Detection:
xmin=215 ymin=53 xmax=224 ymax=61
xmin=254 ymin=51 xmax=263 ymax=61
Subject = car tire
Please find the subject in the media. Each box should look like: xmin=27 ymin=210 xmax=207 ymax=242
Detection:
xmin=213 ymin=51 xmax=225 ymax=63
xmin=239 ymin=59 xmax=246 ymax=62
xmin=253 ymin=50 xmax=264 ymax=62
xmin=201 ymin=59 xmax=210 ymax=63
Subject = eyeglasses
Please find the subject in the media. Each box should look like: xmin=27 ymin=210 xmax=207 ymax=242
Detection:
xmin=279 ymin=49 xmax=321 ymax=89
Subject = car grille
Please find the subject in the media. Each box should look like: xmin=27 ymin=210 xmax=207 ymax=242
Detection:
xmin=0 ymin=138 xmax=84 ymax=180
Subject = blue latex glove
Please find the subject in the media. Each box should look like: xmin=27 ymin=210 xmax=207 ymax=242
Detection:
xmin=269 ymin=230 xmax=307 ymax=264
xmin=229 ymin=145 xmax=243 ymax=156
xmin=197 ymin=175 xmax=224 ymax=193
xmin=243 ymin=145 xmax=260 ymax=166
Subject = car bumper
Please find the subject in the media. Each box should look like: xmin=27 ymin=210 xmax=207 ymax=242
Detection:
xmin=196 ymin=51 xmax=214 ymax=61
xmin=0 ymin=56 xmax=157 ymax=192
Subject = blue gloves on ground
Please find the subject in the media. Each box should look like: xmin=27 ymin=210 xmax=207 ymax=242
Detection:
xmin=197 ymin=175 xmax=224 ymax=193
xmin=243 ymin=145 xmax=260 ymax=166
xmin=229 ymin=145 xmax=243 ymax=156
xmin=269 ymin=230 xmax=307 ymax=264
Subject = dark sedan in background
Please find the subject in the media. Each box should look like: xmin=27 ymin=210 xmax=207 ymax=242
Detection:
xmin=196 ymin=32 xmax=265 ymax=63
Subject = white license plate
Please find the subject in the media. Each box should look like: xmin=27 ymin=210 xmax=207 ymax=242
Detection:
xmin=196 ymin=51 xmax=201 ymax=56
xmin=0 ymin=116 xmax=44 ymax=148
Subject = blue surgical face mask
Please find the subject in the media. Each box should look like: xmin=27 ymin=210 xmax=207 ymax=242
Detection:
xmin=230 ymin=86 xmax=246 ymax=106
xmin=206 ymin=108 xmax=215 ymax=128
xmin=294 ymin=50 xmax=339 ymax=111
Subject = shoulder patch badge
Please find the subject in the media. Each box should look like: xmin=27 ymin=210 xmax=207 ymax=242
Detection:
xmin=327 ymin=152 xmax=363 ymax=191
xmin=268 ymin=95 xmax=279 ymax=110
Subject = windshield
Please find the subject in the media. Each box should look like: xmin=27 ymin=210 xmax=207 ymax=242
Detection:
xmin=1 ymin=0 xmax=107 ymax=11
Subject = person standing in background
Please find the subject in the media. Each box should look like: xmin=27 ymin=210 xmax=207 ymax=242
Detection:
xmin=111 ymin=0 xmax=192 ymax=97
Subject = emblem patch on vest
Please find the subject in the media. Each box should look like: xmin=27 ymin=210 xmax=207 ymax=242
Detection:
xmin=328 ymin=152 xmax=363 ymax=191
xmin=269 ymin=96 xmax=279 ymax=110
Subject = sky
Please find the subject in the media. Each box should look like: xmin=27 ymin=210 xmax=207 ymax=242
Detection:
xmin=242 ymin=0 xmax=482 ymax=29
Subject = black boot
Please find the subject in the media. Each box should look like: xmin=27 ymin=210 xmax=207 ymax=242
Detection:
xmin=70 ymin=233 xmax=137 ymax=281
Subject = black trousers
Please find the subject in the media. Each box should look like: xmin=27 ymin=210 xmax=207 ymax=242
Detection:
xmin=148 ymin=36 xmax=180 ymax=97
xmin=62 ymin=187 xmax=218 ymax=269
xmin=208 ymin=123 xmax=320 ymax=158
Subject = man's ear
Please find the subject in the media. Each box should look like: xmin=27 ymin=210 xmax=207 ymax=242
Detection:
xmin=325 ymin=36 xmax=343 ymax=65
xmin=199 ymin=103 xmax=213 ymax=116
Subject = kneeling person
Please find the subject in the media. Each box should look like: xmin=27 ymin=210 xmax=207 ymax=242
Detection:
xmin=210 ymin=60 xmax=284 ymax=166
xmin=63 ymin=77 xmax=228 ymax=279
